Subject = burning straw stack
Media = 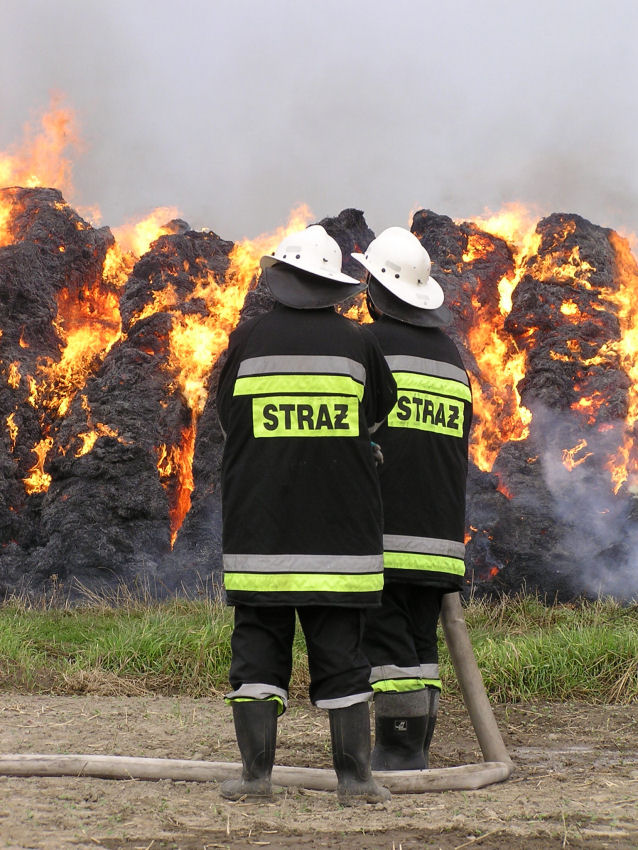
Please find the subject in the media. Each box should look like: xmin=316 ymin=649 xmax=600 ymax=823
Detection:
xmin=0 ymin=188 xmax=637 ymax=601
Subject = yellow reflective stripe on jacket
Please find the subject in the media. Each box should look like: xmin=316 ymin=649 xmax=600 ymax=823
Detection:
xmin=224 ymin=571 xmax=384 ymax=593
xmin=391 ymin=371 xmax=472 ymax=402
xmin=383 ymin=551 xmax=466 ymax=575
xmin=252 ymin=395 xmax=359 ymax=437
xmin=234 ymin=373 xmax=364 ymax=401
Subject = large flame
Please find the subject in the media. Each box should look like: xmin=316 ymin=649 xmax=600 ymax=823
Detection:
xmin=460 ymin=204 xmax=538 ymax=473
xmin=602 ymin=231 xmax=638 ymax=493
xmin=0 ymin=94 xmax=80 ymax=249
xmin=0 ymin=93 xmax=79 ymax=197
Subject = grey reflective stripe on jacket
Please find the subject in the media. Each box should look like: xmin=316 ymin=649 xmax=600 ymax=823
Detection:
xmin=384 ymin=354 xmax=469 ymax=387
xmin=237 ymin=354 xmax=366 ymax=383
xmin=223 ymin=553 xmax=383 ymax=573
xmin=383 ymin=535 xmax=466 ymax=559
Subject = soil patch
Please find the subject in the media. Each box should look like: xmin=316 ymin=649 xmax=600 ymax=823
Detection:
xmin=0 ymin=695 xmax=636 ymax=849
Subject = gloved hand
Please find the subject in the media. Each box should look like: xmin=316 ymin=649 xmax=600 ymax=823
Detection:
xmin=371 ymin=441 xmax=384 ymax=466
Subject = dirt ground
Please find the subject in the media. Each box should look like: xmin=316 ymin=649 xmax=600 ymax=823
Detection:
xmin=0 ymin=694 xmax=636 ymax=850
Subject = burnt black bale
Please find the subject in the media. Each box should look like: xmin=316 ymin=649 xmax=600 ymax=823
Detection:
xmin=412 ymin=209 xmax=638 ymax=600
xmin=507 ymin=214 xmax=626 ymax=420
xmin=0 ymin=188 xmax=115 ymax=595
xmin=47 ymin=227 xmax=235 ymax=598
xmin=0 ymin=194 xmax=235 ymax=599
xmin=317 ymin=208 xmax=375 ymax=280
xmin=489 ymin=214 xmax=638 ymax=599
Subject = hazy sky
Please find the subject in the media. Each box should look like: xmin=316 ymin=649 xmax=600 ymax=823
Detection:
xmin=2 ymin=0 xmax=638 ymax=242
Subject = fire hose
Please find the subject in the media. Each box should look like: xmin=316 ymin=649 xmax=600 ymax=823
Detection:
xmin=0 ymin=593 xmax=513 ymax=793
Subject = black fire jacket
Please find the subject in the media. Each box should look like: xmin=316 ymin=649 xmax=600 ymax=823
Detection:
xmin=368 ymin=316 xmax=473 ymax=590
xmin=216 ymin=302 xmax=397 ymax=607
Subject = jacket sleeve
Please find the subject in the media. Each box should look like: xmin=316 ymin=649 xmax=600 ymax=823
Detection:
xmin=361 ymin=328 xmax=397 ymax=433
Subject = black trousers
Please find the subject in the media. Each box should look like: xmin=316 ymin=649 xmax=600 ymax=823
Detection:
xmin=362 ymin=583 xmax=444 ymax=673
xmin=228 ymin=604 xmax=373 ymax=708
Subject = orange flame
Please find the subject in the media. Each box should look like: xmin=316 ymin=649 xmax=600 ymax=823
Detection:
xmin=30 ymin=285 xmax=122 ymax=423
xmin=6 ymin=413 xmax=18 ymax=452
xmin=602 ymin=231 xmax=638 ymax=493
xmin=23 ymin=437 xmax=54 ymax=494
xmin=459 ymin=205 xmax=541 ymax=472
xmin=0 ymin=93 xmax=80 ymax=197
xmin=111 ymin=207 xmax=182 ymax=257
xmin=562 ymin=439 xmax=593 ymax=472
xmin=462 ymin=233 xmax=495 ymax=264
xmin=75 ymin=422 xmax=121 ymax=457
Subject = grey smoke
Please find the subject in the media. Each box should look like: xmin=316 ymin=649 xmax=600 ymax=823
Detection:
xmin=2 ymin=0 xmax=638 ymax=240
xmin=534 ymin=404 xmax=638 ymax=600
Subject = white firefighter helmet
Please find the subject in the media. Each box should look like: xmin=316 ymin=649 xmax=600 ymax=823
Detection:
xmin=259 ymin=224 xmax=364 ymax=309
xmin=260 ymin=224 xmax=359 ymax=285
xmin=352 ymin=226 xmax=444 ymax=310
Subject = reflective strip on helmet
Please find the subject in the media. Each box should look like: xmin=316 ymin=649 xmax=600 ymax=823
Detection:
xmin=383 ymin=535 xmax=465 ymax=559
xmin=234 ymin=374 xmax=364 ymax=401
xmin=252 ymin=395 xmax=359 ymax=437
xmin=238 ymin=355 xmax=366 ymax=384
xmin=223 ymin=571 xmax=384 ymax=593
xmin=391 ymin=371 xmax=472 ymax=403
xmin=224 ymin=553 xmax=383 ymax=573
xmin=385 ymin=355 xmax=469 ymax=388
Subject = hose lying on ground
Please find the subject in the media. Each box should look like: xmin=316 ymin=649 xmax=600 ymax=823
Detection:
xmin=0 ymin=592 xmax=513 ymax=792
xmin=0 ymin=753 xmax=511 ymax=792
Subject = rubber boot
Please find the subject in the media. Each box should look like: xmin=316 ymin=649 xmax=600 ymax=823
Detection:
xmin=329 ymin=702 xmax=391 ymax=805
xmin=371 ymin=690 xmax=429 ymax=771
xmin=220 ymin=700 xmax=277 ymax=800
xmin=422 ymin=686 xmax=440 ymax=769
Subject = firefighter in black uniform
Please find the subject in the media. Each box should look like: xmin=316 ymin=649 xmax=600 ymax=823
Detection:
xmin=352 ymin=226 xmax=473 ymax=770
xmin=216 ymin=225 xmax=397 ymax=803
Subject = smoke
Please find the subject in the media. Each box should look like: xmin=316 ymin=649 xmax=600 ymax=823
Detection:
xmin=532 ymin=404 xmax=638 ymax=600
xmin=2 ymin=0 xmax=638 ymax=240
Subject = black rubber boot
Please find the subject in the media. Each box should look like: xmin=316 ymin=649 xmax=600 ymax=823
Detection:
xmin=371 ymin=690 xmax=429 ymax=771
xmin=329 ymin=702 xmax=391 ymax=805
xmin=422 ymin=686 xmax=440 ymax=769
xmin=220 ymin=700 xmax=278 ymax=801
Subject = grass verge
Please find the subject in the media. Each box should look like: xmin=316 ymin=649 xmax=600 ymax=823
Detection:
xmin=0 ymin=592 xmax=635 ymax=702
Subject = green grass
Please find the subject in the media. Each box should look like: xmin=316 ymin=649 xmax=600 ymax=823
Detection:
xmin=0 ymin=592 xmax=635 ymax=703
